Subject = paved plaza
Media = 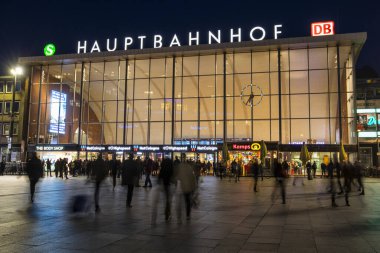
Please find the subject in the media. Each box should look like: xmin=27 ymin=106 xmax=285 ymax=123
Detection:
xmin=0 ymin=175 xmax=380 ymax=252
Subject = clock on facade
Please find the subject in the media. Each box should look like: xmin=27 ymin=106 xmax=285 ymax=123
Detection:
xmin=240 ymin=84 xmax=263 ymax=107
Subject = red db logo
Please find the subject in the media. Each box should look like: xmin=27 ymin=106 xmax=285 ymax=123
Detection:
xmin=311 ymin=21 xmax=335 ymax=36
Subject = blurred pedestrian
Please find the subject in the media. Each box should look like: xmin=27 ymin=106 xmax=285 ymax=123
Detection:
xmin=46 ymin=159 xmax=52 ymax=177
xmin=252 ymin=159 xmax=259 ymax=192
xmin=354 ymin=160 xmax=365 ymax=195
xmin=176 ymin=157 xmax=197 ymax=221
xmin=321 ymin=162 xmax=327 ymax=178
xmin=92 ymin=154 xmax=108 ymax=212
xmin=123 ymin=154 xmax=139 ymax=208
xmin=110 ymin=154 xmax=119 ymax=190
xmin=312 ymin=161 xmax=317 ymax=178
xmin=152 ymin=157 xmax=174 ymax=224
xmin=26 ymin=153 xmax=43 ymax=203
xmin=272 ymin=159 xmax=286 ymax=204
xmin=143 ymin=157 xmax=153 ymax=187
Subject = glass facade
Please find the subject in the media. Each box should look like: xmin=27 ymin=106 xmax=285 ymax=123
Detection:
xmin=27 ymin=44 xmax=356 ymax=149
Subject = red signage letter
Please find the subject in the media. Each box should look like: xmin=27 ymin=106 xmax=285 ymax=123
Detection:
xmin=311 ymin=21 xmax=335 ymax=36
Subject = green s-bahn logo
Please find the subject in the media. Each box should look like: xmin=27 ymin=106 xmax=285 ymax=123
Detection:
xmin=44 ymin=43 xmax=56 ymax=56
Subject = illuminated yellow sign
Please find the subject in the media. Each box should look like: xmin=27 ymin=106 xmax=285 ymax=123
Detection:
xmin=251 ymin=143 xmax=261 ymax=151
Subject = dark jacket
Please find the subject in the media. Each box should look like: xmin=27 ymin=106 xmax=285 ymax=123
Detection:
xmin=252 ymin=161 xmax=259 ymax=179
xmin=159 ymin=158 xmax=173 ymax=185
xmin=26 ymin=156 xmax=43 ymax=181
xmin=92 ymin=157 xmax=108 ymax=182
xmin=123 ymin=159 xmax=139 ymax=185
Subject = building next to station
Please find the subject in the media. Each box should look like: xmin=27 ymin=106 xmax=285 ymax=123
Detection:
xmin=0 ymin=75 xmax=27 ymax=162
xmin=18 ymin=23 xmax=367 ymax=173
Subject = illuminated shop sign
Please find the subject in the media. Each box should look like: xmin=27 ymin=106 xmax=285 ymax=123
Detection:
xmin=196 ymin=146 xmax=218 ymax=152
xmin=135 ymin=146 xmax=161 ymax=152
xmin=108 ymin=146 xmax=132 ymax=151
xmin=77 ymin=25 xmax=283 ymax=54
xmin=81 ymin=146 xmax=106 ymax=151
xmin=231 ymin=143 xmax=261 ymax=151
xmin=162 ymin=146 xmax=189 ymax=152
xmin=311 ymin=21 xmax=335 ymax=36
xmin=36 ymin=146 xmax=65 ymax=151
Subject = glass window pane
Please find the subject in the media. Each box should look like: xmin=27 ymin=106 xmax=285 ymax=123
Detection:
xmin=88 ymin=102 xmax=102 ymax=123
xmin=216 ymin=54 xmax=224 ymax=75
xmin=310 ymin=70 xmax=328 ymax=93
xmin=216 ymin=98 xmax=223 ymax=120
xmin=117 ymin=123 xmax=124 ymax=144
xmin=133 ymin=122 xmax=148 ymax=144
xmin=253 ymin=96 xmax=270 ymax=119
xmin=310 ymin=94 xmax=329 ymax=118
xmin=309 ymin=48 xmax=327 ymax=69
xmin=87 ymin=123 xmax=102 ymax=144
xmin=120 ymin=60 xmax=126 ymax=79
xmin=183 ymin=56 xmax=198 ymax=76
xmin=281 ymin=72 xmax=289 ymax=94
xmin=166 ymin=58 xmax=173 ymax=77
xmin=135 ymin=60 xmax=150 ymax=78
xmin=90 ymin=62 xmax=104 ymax=81
xmin=199 ymin=76 xmax=215 ymax=98
xmin=235 ymin=120 xmax=251 ymax=139
xmin=133 ymin=100 xmax=148 ymax=121
xmin=291 ymin=119 xmax=310 ymax=142
xmin=182 ymin=77 xmax=198 ymax=98
xmin=234 ymin=53 xmax=251 ymax=73
xmin=182 ymin=98 xmax=198 ymax=121
xmin=174 ymin=57 xmax=182 ymax=77
xmin=234 ymin=74 xmax=251 ymax=96
xmin=150 ymin=122 xmax=164 ymax=144
xmin=151 ymin=100 xmax=165 ymax=121
xmin=271 ymin=120 xmax=279 ymax=141
xmin=252 ymin=73 xmax=269 ymax=95
xmin=104 ymin=61 xmax=119 ymax=80
xmin=253 ymin=120 xmax=270 ymax=140
xmin=182 ymin=121 xmax=198 ymax=138
xmin=226 ymin=97 xmax=233 ymax=120
xmin=200 ymin=98 xmax=215 ymax=121
xmin=234 ymin=97 xmax=251 ymax=120
xmin=226 ymin=75 xmax=233 ymax=97
xmin=281 ymin=95 xmax=290 ymax=119
xmin=200 ymin=121 xmax=215 ymax=139
xmin=290 ymin=71 xmax=308 ymax=94
xmin=290 ymin=95 xmax=309 ymax=118
xmin=117 ymin=101 xmax=125 ymax=122
xmin=103 ymin=101 xmax=117 ymax=122
xmin=311 ymin=118 xmax=330 ymax=144
xmin=271 ymin=95 xmax=279 ymax=119
xmin=103 ymin=80 xmax=118 ymax=100
xmin=252 ymin=51 xmax=269 ymax=73
xmin=199 ymin=55 xmax=215 ymax=75
xmin=150 ymin=78 xmax=165 ymax=99
xmin=289 ymin=49 xmax=308 ymax=71
xmin=280 ymin=50 xmax=289 ymax=71
xmin=150 ymin=58 xmax=166 ymax=78
xmin=226 ymin=121 xmax=233 ymax=140
xmin=89 ymin=81 xmax=103 ymax=101
xmin=134 ymin=79 xmax=149 ymax=99
xmin=103 ymin=123 xmax=116 ymax=144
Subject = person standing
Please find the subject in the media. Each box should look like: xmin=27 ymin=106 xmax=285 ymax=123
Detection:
xmin=135 ymin=156 xmax=143 ymax=187
xmin=321 ymin=162 xmax=327 ymax=178
xmin=110 ymin=155 xmax=119 ymax=190
xmin=354 ymin=160 xmax=365 ymax=195
xmin=54 ymin=159 xmax=59 ymax=178
xmin=123 ymin=154 xmax=139 ymax=208
xmin=312 ymin=161 xmax=317 ymax=179
xmin=92 ymin=154 xmax=108 ymax=212
xmin=272 ymin=159 xmax=286 ymax=204
xmin=46 ymin=159 xmax=52 ymax=177
xmin=26 ymin=153 xmax=44 ymax=203
xmin=306 ymin=161 xmax=312 ymax=180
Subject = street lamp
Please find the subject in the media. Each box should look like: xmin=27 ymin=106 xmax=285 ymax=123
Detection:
xmin=8 ymin=66 xmax=23 ymax=162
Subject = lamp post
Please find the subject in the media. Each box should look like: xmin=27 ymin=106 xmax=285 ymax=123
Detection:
xmin=8 ymin=66 xmax=23 ymax=162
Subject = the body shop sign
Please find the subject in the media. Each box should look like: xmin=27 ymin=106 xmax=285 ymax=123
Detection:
xmin=231 ymin=143 xmax=261 ymax=151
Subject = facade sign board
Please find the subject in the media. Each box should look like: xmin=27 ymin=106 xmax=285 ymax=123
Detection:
xmin=311 ymin=21 xmax=335 ymax=36
xmin=230 ymin=143 xmax=261 ymax=151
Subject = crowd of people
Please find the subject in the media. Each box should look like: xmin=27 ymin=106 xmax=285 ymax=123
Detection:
xmin=20 ymin=153 xmax=368 ymax=220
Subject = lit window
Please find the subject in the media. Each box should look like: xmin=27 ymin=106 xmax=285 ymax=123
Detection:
xmin=4 ymin=102 xmax=11 ymax=114
xmin=0 ymin=82 xmax=4 ymax=93
xmin=3 ymin=124 xmax=9 ymax=135
xmin=12 ymin=124 xmax=18 ymax=135
xmin=6 ymin=82 xmax=12 ymax=93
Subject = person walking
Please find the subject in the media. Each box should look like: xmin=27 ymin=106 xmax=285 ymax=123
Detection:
xmin=230 ymin=159 xmax=237 ymax=182
xmin=123 ymin=154 xmax=139 ymax=208
xmin=92 ymin=154 xmax=108 ymax=213
xmin=306 ymin=161 xmax=312 ymax=180
xmin=46 ymin=159 xmax=52 ymax=177
xmin=110 ymin=155 xmax=119 ymax=190
xmin=176 ymin=158 xmax=197 ymax=221
xmin=143 ymin=157 xmax=153 ymax=187
xmin=321 ymin=162 xmax=327 ymax=178
xmin=272 ymin=159 xmax=286 ymax=204
xmin=26 ymin=153 xmax=44 ymax=203
xmin=354 ymin=160 xmax=365 ymax=195
xmin=152 ymin=157 xmax=174 ymax=224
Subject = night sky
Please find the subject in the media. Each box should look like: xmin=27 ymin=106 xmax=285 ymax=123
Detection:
xmin=0 ymin=0 xmax=379 ymax=76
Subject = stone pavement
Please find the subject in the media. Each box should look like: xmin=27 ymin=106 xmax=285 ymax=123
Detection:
xmin=0 ymin=175 xmax=379 ymax=253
